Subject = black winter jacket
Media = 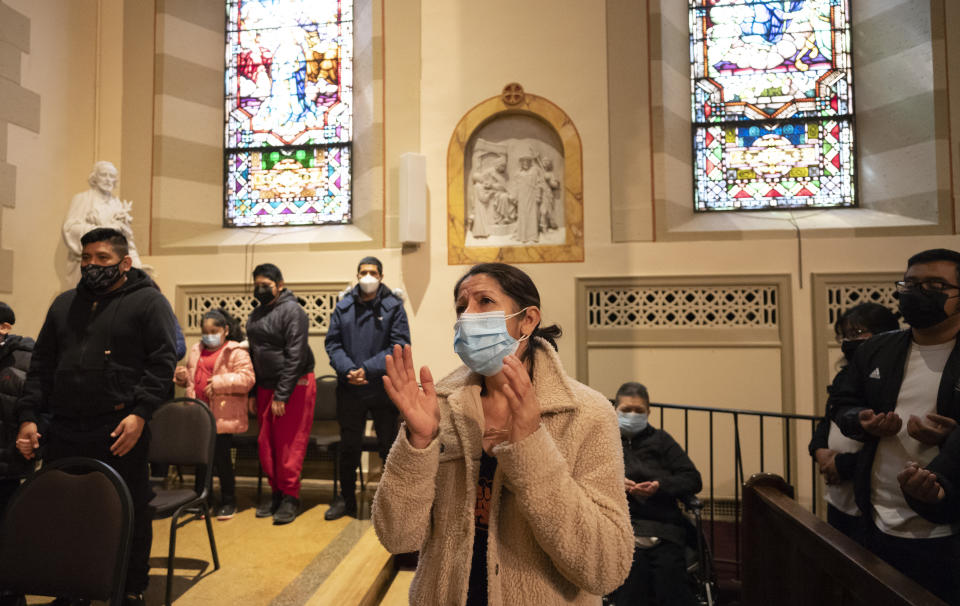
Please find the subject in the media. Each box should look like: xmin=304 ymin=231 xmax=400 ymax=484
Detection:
xmin=17 ymin=268 xmax=177 ymax=427
xmin=0 ymin=335 xmax=33 ymax=374
xmin=324 ymin=283 xmax=410 ymax=391
xmin=828 ymin=329 xmax=960 ymax=524
xmin=246 ymin=288 xmax=315 ymax=402
xmin=0 ymin=335 xmax=33 ymax=477
xmin=807 ymin=365 xmax=859 ymax=484
xmin=622 ymin=425 xmax=703 ymax=538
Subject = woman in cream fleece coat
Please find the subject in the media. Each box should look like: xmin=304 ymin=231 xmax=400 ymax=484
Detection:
xmin=372 ymin=263 xmax=633 ymax=606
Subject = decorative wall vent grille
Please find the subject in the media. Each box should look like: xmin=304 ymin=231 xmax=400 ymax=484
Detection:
xmin=183 ymin=287 xmax=343 ymax=334
xmin=702 ymin=497 xmax=740 ymax=522
xmin=825 ymin=283 xmax=898 ymax=327
xmin=586 ymin=286 xmax=779 ymax=328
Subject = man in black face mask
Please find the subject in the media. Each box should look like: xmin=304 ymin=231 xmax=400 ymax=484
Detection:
xmin=14 ymin=227 xmax=177 ymax=606
xmin=828 ymin=248 xmax=960 ymax=605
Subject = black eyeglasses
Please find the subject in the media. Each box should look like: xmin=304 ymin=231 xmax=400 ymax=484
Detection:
xmin=895 ymin=279 xmax=960 ymax=293
xmin=837 ymin=327 xmax=869 ymax=342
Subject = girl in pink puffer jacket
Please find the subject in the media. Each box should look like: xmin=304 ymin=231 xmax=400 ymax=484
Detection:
xmin=174 ymin=309 xmax=255 ymax=520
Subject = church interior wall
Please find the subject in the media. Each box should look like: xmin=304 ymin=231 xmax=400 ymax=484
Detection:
xmin=0 ymin=0 xmax=958 ymax=472
xmin=0 ymin=1 xmax=38 ymax=292
xmin=3 ymin=0 xmax=99 ymax=312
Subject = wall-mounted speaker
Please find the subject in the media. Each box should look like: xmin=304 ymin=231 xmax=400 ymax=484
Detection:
xmin=398 ymin=153 xmax=427 ymax=244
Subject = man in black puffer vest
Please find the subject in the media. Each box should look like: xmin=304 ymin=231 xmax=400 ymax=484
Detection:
xmin=15 ymin=228 xmax=176 ymax=606
xmin=0 ymin=301 xmax=34 ymax=514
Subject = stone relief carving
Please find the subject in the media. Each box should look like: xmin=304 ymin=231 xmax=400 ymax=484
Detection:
xmin=465 ymin=136 xmax=564 ymax=247
xmin=447 ymin=84 xmax=584 ymax=265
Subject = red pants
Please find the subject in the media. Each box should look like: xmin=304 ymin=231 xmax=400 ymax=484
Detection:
xmin=257 ymin=373 xmax=316 ymax=498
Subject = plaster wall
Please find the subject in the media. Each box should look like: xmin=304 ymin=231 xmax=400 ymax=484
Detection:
xmin=4 ymin=0 xmax=98 ymax=317
xmin=1 ymin=0 xmax=958 ymax=429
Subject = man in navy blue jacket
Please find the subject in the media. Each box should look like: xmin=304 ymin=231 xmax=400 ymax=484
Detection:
xmin=324 ymin=256 xmax=410 ymax=520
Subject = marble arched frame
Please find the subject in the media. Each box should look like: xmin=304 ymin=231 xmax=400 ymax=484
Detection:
xmin=447 ymin=84 xmax=584 ymax=264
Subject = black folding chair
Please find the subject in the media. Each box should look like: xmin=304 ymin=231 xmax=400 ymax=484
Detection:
xmin=0 ymin=457 xmax=133 ymax=606
xmin=310 ymin=375 xmax=386 ymax=497
xmin=309 ymin=375 xmax=342 ymax=494
xmin=356 ymin=410 xmax=390 ymax=494
xmin=148 ymin=397 xmax=221 ymax=606
xmin=231 ymin=406 xmax=263 ymax=498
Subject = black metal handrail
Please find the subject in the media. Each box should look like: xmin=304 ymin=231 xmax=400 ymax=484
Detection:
xmin=646 ymin=401 xmax=826 ymax=581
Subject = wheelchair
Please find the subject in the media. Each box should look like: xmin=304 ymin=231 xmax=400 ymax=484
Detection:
xmin=681 ymin=495 xmax=719 ymax=606
xmin=604 ymin=494 xmax=718 ymax=606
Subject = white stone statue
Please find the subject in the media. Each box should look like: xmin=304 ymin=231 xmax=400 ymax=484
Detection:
xmin=62 ymin=161 xmax=143 ymax=284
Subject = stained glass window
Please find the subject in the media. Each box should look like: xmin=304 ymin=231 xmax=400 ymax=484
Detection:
xmin=224 ymin=0 xmax=352 ymax=227
xmin=690 ymin=0 xmax=855 ymax=211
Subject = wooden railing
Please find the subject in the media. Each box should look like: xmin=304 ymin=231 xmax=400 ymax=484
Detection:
xmin=741 ymin=474 xmax=947 ymax=606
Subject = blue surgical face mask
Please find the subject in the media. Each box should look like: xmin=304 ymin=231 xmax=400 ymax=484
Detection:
xmin=453 ymin=309 xmax=529 ymax=376
xmin=618 ymin=411 xmax=648 ymax=438
xmin=201 ymin=333 xmax=223 ymax=349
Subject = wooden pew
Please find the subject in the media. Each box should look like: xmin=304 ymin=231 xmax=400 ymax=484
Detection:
xmin=741 ymin=473 xmax=947 ymax=606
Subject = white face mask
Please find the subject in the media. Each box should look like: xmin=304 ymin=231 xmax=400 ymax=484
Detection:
xmin=359 ymin=274 xmax=380 ymax=295
xmin=201 ymin=333 xmax=223 ymax=349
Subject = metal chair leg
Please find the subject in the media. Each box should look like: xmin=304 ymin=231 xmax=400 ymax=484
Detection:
xmin=166 ymin=513 xmax=178 ymax=606
xmin=202 ymin=501 xmax=220 ymax=570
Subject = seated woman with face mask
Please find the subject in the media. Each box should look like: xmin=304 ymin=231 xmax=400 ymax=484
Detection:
xmin=372 ymin=263 xmax=633 ymax=606
xmin=610 ymin=381 xmax=702 ymax=606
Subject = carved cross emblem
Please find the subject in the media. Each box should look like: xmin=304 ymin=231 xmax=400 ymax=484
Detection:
xmin=501 ymin=83 xmax=525 ymax=106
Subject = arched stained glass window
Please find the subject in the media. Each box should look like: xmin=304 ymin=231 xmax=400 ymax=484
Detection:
xmin=690 ymin=0 xmax=855 ymax=211
xmin=224 ymin=0 xmax=353 ymax=227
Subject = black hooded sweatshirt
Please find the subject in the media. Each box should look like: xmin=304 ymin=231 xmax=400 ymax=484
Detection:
xmin=16 ymin=268 xmax=177 ymax=429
